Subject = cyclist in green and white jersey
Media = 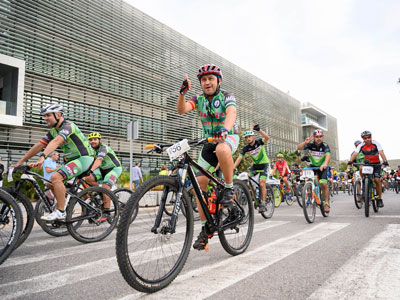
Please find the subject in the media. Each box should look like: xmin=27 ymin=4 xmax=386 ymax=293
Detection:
xmin=15 ymin=104 xmax=94 ymax=220
xmin=351 ymin=140 xmax=365 ymax=169
xmin=233 ymin=123 xmax=270 ymax=212
xmin=83 ymin=132 xmax=122 ymax=212
xmin=177 ymin=64 xmax=239 ymax=250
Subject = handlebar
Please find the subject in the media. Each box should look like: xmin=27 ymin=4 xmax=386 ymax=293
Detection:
xmin=145 ymin=137 xmax=213 ymax=153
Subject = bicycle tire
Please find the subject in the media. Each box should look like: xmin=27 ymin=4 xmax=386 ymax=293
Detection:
xmin=261 ymin=184 xmax=275 ymax=219
xmin=218 ymin=179 xmax=254 ymax=256
xmin=34 ymin=198 xmax=70 ymax=237
xmin=302 ymin=182 xmax=316 ymax=223
xmin=353 ymin=180 xmax=363 ymax=209
xmin=296 ymin=184 xmax=303 ymax=208
xmin=364 ymin=178 xmax=370 ymax=217
xmin=67 ymin=186 xmax=119 ymax=243
xmin=285 ymin=186 xmax=295 ymax=206
xmin=396 ymin=183 xmax=399 ymax=194
xmin=116 ymin=175 xmax=193 ymax=293
xmin=273 ymin=186 xmax=281 ymax=207
xmin=372 ymin=186 xmax=379 ymax=213
xmin=1 ymin=187 xmax=34 ymax=249
xmin=0 ymin=189 xmax=23 ymax=265
xmin=114 ymin=188 xmax=138 ymax=223
xmin=320 ymin=192 xmax=329 ymax=218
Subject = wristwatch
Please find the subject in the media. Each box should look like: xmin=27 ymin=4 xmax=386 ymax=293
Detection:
xmin=40 ymin=153 xmax=48 ymax=159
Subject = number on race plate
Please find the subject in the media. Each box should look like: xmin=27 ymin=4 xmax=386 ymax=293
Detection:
xmin=362 ymin=166 xmax=374 ymax=175
xmin=303 ymin=169 xmax=314 ymax=179
xmin=166 ymin=139 xmax=190 ymax=161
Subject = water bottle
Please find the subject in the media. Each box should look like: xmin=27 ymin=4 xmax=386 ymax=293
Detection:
xmin=255 ymin=187 xmax=260 ymax=199
xmin=208 ymin=191 xmax=217 ymax=214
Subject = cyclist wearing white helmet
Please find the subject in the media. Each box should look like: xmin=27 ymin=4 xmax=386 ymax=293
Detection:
xmin=177 ymin=64 xmax=239 ymax=251
xmin=348 ymin=131 xmax=388 ymax=208
xmin=15 ymin=104 xmax=94 ymax=220
xmin=233 ymin=123 xmax=270 ymax=212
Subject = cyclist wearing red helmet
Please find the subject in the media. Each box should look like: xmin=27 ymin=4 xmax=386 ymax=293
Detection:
xmin=177 ymin=64 xmax=239 ymax=251
xmin=348 ymin=131 xmax=388 ymax=207
xmin=297 ymin=129 xmax=331 ymax=212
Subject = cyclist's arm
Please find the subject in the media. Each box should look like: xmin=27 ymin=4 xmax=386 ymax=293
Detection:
xmin=90 ymin=157 xmax=103 ymax=172
xmin=259 ymin=129 xmax=269 ymax=142
xmin=177 ymin=93 xmax=193 ymax=114
xmin=233 ymin=155 xmax=243 ymax=169
xmin=45 ymin=167 xmax=58 ymax=173
xmin=270 ymin=167 xmax=276 ymax=176
xmin=42 ymin=136 xmax=64 ymax=157
xmin=349 ymin=151 xmax=358 ymax=163
xmin=378 ymin=150 xmax=387 ymax=162
xmin=322 ymin=153 xmax=331 ymax=167
xmin=16 ymin=141 xmax=46 ymax=165
xmin=223 ymin=106 xmax=236 ymax=132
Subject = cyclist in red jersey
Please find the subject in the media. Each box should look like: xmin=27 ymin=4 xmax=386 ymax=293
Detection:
xmin=348 ymin=130 xmax=388 ymax=208
xmin=271 ymin=154 xmax=291 ymax=192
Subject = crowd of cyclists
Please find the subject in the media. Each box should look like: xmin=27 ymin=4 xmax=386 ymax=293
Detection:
xmin=1 ymin=63 xmax=399 ymax=292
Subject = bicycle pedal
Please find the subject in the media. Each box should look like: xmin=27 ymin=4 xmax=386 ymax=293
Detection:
xmin=205 ymin=244 xmax=209 ymax=252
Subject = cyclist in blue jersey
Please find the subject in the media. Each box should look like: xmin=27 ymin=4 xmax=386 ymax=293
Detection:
xmin=177 ymin=64 xmax=239 ymax=250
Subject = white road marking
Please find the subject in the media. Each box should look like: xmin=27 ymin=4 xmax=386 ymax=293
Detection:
xmin=0 ymin=220 xmax=288 ymax=299
xmin=308 ymin=224 xmax=400 ymax=300
xmin=117 ymin=222 xmax=349 ymax=300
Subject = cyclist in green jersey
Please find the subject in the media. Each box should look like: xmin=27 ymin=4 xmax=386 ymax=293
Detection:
xmin=297 ymin=129 xmax=331 ymax=212
xmin=15 ymin=104 xmax=94 ymax=220
xmin=233 ymin=123 xmax=270 ymax=212
xmin=83 ymin=132 xmax=122 ymax=212
xmin=177 ymin=64 xmax=239 ymax=250
xmin=351 ymin=140 xmax=365 ymax=169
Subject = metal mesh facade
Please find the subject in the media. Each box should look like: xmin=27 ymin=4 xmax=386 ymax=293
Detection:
xmin=0 ymin=0 xmax=304 ymax=173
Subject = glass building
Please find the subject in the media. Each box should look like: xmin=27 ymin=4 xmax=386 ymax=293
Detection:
xmin=0 ymin=0 xmax=337 ymax=173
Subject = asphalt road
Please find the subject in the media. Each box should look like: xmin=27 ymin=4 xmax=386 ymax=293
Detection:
xmin=1 ymin=189 xmax=400 ymax=300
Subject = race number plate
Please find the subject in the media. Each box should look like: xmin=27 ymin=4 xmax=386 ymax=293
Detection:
xmin=362 ymin=166 xmax=374 ymax=174
xmin=166 ymin=139 xmax=190 ymax=161
xmin=396 ymin=177 xmax=400 ymax=180
xmin=303 ymin=169 xmax=314 ymax=179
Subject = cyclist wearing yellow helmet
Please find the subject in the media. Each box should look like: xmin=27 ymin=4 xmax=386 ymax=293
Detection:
xmin=83 ymin=132 xmax=122 ymax=213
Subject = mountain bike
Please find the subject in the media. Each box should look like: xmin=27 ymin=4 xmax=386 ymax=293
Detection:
xmin=237 ymin=170 xmax=275 ymax=219
xmin=278 ymin=178 xmax=296 ymax=206
xmin=301 ymin=167 xmax=330 ymax=223
xmin=116 ymin=137 xmax=253 ymax=293
xmin=353 ymin=163 xmax=381 ymax=217
xmin=11 ymin=165 xmax=119 ymax=243
xmin=0 ymin=188 xmax=23 ymax=265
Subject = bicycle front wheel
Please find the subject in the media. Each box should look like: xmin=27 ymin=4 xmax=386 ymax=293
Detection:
xmin=372 ymin=186 xmax=379 ymax=213
xmin=261 ymin=184 xmax=275 ymax=219
xmin=0 ymin=189 xmax=23 ymax=265
xmin=285 ymin=186 xmax=295 ymax=206
xmin=218 ymin=179 xmax=254 ymax=256
xmin=114 ymin=188 xmax=137 ymax=223
xmin=66 ymin=186 xmax=119 ymax=243
xmin=116 ymin=175 xmax=194 ymax=293
xmin=1 ymin=187 xmax=34 ymax=249
xmin=302 ymin=182 xmax=316 ymax=223
xmin=354 ymin=180 xmax=363 ymax=209
xmin=364 ymin=178 xmax=370 ymax=217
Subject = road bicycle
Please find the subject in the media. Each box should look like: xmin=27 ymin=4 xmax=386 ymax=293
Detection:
xmin=0 ymin=188 xmax=23 ymax=265
xmin=116 ymin=137 xmax=253 ymax=293
xmin=9 ymin=165 xmax=119 ymax=243
xmin=301 ymin=167 xmax=330 ymax=223
xmin=237 ymin=170 xmax=275 ymax=219
xmin=353 ymin=163 xmax=381 ymax=217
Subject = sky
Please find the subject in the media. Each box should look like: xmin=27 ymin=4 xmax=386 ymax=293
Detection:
xmin=124 ymin=0 xmax=400 ymax=161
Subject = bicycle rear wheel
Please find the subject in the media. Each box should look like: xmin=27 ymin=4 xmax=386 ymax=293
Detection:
xmin=372 ymin=186 xmax=379 ymax=213
xmin=1 ymin=187 xmax=34 ymax=249
xmin=261 ymin=184 xmax=274 ymax=219
xmin=0 ymin=189 xmax=23 ymax=265
xmin=302 ymin=182 xmax=316 ymax=223
xmin=218 ymin=179 xmax=254 ymax=256
xmin=296 ymin=183 xmax=304 ymax=208
xmin=116 ymin=176 xmax=193 ymax=293
xmin=354 ymin=180 xmax=363 ymax=209
xmin=35 ymin=198 xmax=70 ymax=237
xmin=66 ymin=186 xmax=119 ymax=243
xmin=114 ymin=188 xmax=137 ymax=223
xmin=273 ymin=186 xmax=281 ymax=207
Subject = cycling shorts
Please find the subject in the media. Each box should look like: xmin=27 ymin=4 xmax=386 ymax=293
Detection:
xmin=310 ymin=165 xmax=328 ymax=184
xmin=57 ymin=156 xmax=94 ymax=181
xmin=197 ymin=134 xmax=239 ymax=173
xmin=249 ymin=164 xmax=270 ymax=181
xmin=93 ymin=166 xmax=122 ymax=187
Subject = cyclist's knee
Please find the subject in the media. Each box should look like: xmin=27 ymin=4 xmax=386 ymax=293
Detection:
xmin=215 ymin=143 xmax=231 ymax=156
xmin=102 ymin=183 xmax=112 ymax=190
xmin=50 ymin=172 xmax=63 ymax=183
